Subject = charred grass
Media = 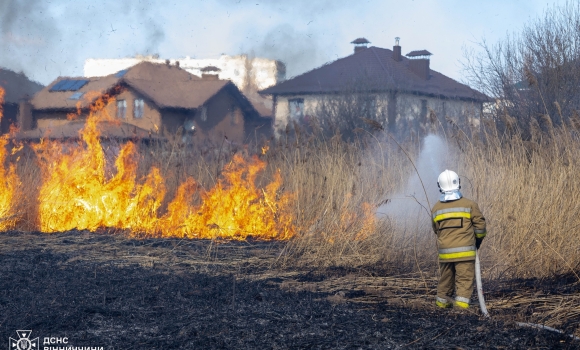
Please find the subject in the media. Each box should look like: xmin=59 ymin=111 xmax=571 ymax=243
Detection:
xmin=0 ymin=231 xmax=577 ymax=349
xmin=2 ymin=117 xmax=580 ymax=346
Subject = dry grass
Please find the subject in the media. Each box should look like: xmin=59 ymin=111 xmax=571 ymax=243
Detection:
xmin=5 ymin=115 xmax=580 ymax=284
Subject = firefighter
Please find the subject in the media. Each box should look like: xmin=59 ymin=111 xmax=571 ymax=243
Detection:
xmin=431 ymin=170 xmax=486 ymax=309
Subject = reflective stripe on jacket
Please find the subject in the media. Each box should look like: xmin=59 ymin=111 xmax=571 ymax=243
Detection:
xmin=431 ymin=197 xmax=486 ymax=262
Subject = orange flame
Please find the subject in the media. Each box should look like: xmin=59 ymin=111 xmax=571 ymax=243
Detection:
xmin=32 ymin=93 xmax=295 ymax=239
xmin=0 ymin=87 xmax=20 ymax=230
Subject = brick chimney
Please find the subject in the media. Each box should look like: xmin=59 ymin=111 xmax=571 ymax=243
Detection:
xmin=406 ymin=50 xmax=432 ymax=80
xmin=393 ymin=37 xmax=402 ymax=62
xmin=351 ymin=37 xmax=370 ymax=53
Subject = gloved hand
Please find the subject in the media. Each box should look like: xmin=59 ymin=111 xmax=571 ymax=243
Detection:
xmin=476 ymin=238 xmax=483 ymax=250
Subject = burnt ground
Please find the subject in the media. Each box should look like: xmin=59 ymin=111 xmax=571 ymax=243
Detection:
xmin=0 ymin=232 xmax=578 ymax=349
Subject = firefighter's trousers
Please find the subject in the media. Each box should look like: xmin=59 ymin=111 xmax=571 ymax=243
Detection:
xmin=437 ymin=261 xmax=475 ymax=308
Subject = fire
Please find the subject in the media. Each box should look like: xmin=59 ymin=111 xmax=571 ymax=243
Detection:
xmin=32 ymin=94 xmax=295 ymax=239
xmin=0 ymin=87 xmax=20 ymax=230
xmin=339 ymin=195 xmax=376 ymax=241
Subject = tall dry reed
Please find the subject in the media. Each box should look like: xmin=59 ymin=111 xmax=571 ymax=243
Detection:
xmin=9 ymin=116 xmax=580 ymax=281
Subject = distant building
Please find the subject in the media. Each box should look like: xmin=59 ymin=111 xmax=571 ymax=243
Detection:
xmin=0 ymin=68 xmax=43 ymax=134
xmin=260 ymin=38 xmax=489 ymax=136
xmin=21 ymin=61 xmax=271 ymax=144
xmin=84 ymin=55 xmax=286 ymax=118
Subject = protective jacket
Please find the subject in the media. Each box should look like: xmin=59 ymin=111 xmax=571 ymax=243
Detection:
xmin=431 ymin=197 xmax=486 ymax=262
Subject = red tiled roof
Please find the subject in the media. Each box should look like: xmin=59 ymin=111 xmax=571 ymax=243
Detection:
xmin=260 ymin=46 xmax=488 ymax=101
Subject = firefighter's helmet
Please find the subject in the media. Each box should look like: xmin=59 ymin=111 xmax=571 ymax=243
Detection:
xmin=437 ymin=170 xmax=460 ymax=193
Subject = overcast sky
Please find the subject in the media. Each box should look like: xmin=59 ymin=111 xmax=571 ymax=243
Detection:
xmin=0 ymin=0 xmax=569 ymax=86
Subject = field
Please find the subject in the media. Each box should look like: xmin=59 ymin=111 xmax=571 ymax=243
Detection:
xmin=1 ymin=103 xmax=580 ymax=347
xmin=0 ymin=231 xmax=577 ymax=349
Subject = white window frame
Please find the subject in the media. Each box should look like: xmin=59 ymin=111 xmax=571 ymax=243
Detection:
xmin=134 ymin=99 xmax=144 ymax=119
xmin=116 ymin=100 xmax=127 ymax=119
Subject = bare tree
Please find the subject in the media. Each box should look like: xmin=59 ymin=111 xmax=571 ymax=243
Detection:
xmin=463 ymin=1 xmax=580 ymax=131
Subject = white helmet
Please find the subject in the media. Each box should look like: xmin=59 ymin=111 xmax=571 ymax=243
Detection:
xmin=437 ymin=170 xmax=460 ymax=192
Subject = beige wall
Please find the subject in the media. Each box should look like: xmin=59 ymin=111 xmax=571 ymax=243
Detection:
xmin=273 ymin=92 xmax=482 ymax=136
xmin=105 ymin=89 xmax=161 ymax=132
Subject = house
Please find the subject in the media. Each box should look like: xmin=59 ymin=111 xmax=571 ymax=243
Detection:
xmin=84 ymin=54 xmax=286 ymax=119
xmin=0 ymin=68 xmax=43 ymax=134
xmin=22 ymin=61 xmax=271 ymax=144
xmin=260 ymin=38 xmax=489 ymax=136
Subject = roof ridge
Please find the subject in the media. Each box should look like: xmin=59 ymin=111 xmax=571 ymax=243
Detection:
xmin=370 ymin=47 xmax=396 ymax=87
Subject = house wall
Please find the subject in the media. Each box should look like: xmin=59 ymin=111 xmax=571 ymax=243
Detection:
xmin=17 ymin=100 xmax=34 ymax=131
xmin=1 ymin=103 xmax=18 ymax=134
xmin=30 ymin=87 xmax=264 ymax=145
xmin=34 ymin=111 xmax=70 ymax=129
xmin=395 ymin=93 xmax=482 ymax=133
xmin=273 ymin=92 xmax=482 ymax=137
xmin=192 ymin=90 xmax=245 ymax=144
xmin=105 ymin=88 xmax=161 ymax=132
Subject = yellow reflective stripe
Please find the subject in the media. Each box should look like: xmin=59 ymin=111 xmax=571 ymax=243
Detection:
xmin=436 ymin=300 xmax=452 ymax=308
xmin=454 ymin=301 xmax=469 ymax=309
xmin=438 ymin=250 xmax=476 ymax=260
xmin=475 ymin=232 xmax=487 ymax=238
xmin=433 ymin=212 xmax=471 ymax=222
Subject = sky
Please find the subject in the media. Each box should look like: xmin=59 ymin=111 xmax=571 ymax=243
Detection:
xmin=0 ymin=0 xmax=570 ymax=86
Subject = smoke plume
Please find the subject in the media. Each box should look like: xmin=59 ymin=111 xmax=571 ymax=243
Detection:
xmin=0 ymin=0 xmax=166 ymax=84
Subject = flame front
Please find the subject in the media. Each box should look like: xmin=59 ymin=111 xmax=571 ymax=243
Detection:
xmin=32 ymin=97 xmax=295 ymax=239
xmin=0 ymin=87 xmax=20 ymax=230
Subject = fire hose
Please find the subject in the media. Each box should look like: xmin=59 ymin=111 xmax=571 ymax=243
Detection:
xmin=475 ymin=250 xmax=489 ymax=317
xmin=475 ymin=250 xmax=580 ymax=340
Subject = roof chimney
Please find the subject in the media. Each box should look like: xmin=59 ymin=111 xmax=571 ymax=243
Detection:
xmin=175 ymin=60 xmax=180 ymax=68
xmin=351 ymin=37 xmax=370 ymax=53
xmin=393 ymin=37 xmax=402 ymax=62
xmin=201 ymin=66 xmax=221 ymax=80
xmin=406 ymin=50 xmax=432 ymax=80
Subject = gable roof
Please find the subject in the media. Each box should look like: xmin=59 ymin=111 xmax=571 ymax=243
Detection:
xmin=260 ymin=46 xmax=488 ymax=102
xmin=31 ymin=62 xmax=243 ymax=111
xmin=0 ymin=68 xmax=44 ymax=104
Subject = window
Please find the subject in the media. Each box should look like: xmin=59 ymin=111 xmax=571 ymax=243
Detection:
xmin=200 ymin=105 xmax=208 ymax=121
xmin=116 ymin=100 xmax=127 ymax=119
xmin=134 ymin=99 xmax=144 ymax=118
xmin=68 ymin=92 xmax=84 ymax=100
xmin=289 ymin=98 xmax=304 ymax=119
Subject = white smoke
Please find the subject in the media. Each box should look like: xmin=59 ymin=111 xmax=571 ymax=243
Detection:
xmin=377 ymin=134 xmax=456 ymax=230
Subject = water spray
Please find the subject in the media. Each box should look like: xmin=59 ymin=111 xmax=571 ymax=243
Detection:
xmin=377 ymin=131 xmax=491 ymax=317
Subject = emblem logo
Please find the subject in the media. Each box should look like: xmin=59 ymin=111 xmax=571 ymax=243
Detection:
xmin=9 ymin=330 xmax=39 ymax=350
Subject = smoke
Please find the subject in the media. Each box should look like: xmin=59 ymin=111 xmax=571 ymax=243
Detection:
xmin=245 ymin=24 xmax=325 ymax=79
xmin=0 ymin=0 xmax=166 ymax=85
xmin=377 ymin=134 xmax=455 ymax=230
xmin=231 ymin=0 xmax=352 ymax=79
xmin=0 ymin=0 xmax=60 ymax=83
